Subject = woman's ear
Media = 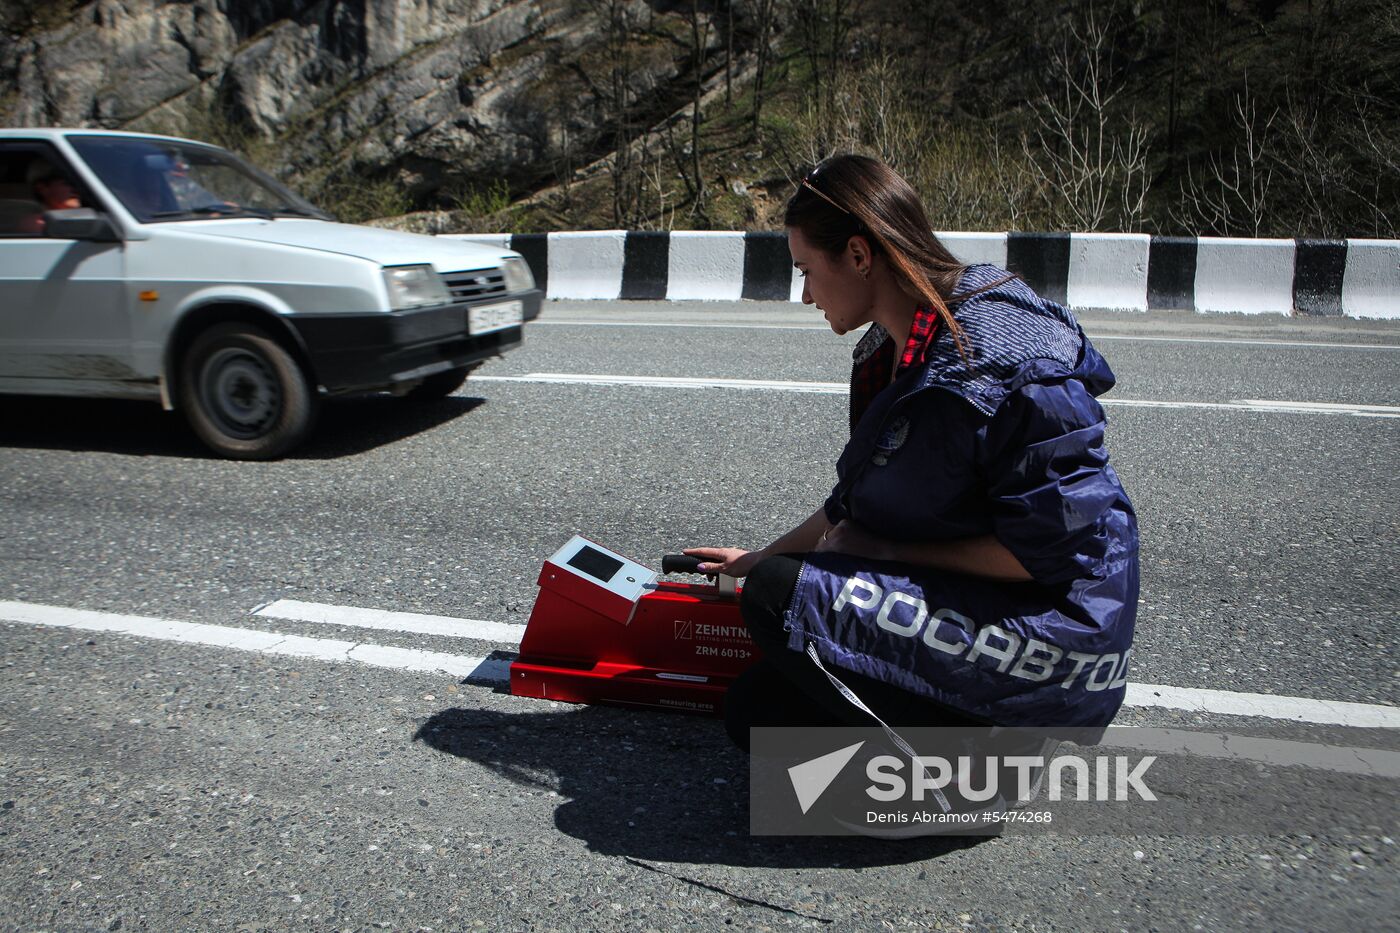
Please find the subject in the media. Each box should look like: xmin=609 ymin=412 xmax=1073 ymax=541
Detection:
xmin=846 ymin=234 xmax=872 ymax=277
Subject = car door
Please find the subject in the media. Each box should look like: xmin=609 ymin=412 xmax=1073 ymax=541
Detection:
xmin=0 ymin=139 xmax=131 ymax=386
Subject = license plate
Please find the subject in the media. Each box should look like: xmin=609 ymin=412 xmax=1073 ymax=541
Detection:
xmin=468 ymin=299 xmax=523 ymax=336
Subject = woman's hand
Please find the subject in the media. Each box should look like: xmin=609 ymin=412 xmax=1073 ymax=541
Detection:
xmin=682 ymin=546 xmax=766 ymax=578
xmin=814 ymin=519 xmax=893 ymax=561
xmin=683 ymin=506 xmax=835 ymax=578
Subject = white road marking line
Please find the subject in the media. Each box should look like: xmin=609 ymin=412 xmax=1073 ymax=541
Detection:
xmin=474 ymin=373 xmax=846 ymax=393
xmin=1095 ymin=729 xmax=1400 ymax=778
xmin=1089 ymin=335 xmax=1400 ymax=351
xmin=254 ymin=599 xmax=524 ymax=646
xmin=241 ymin=600 xmax=1399 ymax=727
xmin=1108 ymin=398 xmax=1400 ymax=418
xmin=8 ymin=603 xmax=1394 ymax=783
xmin=1124 ymin=682 xmax=1400 ymax=728
xmin=5 ymin=599 xmax=1399 ymax=730
xmin=0 ymin=600 xmax=510 ymax=682
xmin=534 ymin=320 xmax=1400 ymax=351
xmin=535 ymin=320 xmax=832 ymax=331
xmin=474 ymin=373 xmax=1400 ymax=417
xmin=1236 ymin=399 xmax=1400 ymax=414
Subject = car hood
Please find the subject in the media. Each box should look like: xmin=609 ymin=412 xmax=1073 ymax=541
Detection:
xmin=169 ymin=218 xmax=507 ymax=272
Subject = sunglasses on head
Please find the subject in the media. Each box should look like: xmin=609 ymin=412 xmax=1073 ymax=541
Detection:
xmin=801 ymin=172 xmax=851 ymax=216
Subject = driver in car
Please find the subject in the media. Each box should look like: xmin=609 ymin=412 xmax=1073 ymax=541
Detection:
xmin=18 ymin=161 xmax=82 ymax=234
xmin=165 ymin=153 xmax=239 ymax=214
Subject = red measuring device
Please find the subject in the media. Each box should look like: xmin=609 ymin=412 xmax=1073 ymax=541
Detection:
xmin=509 ymin=536 xmax=760 ymax=716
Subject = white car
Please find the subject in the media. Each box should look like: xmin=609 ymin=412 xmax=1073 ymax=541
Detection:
xmin=0 ymin=128 xmax=539 ymax=459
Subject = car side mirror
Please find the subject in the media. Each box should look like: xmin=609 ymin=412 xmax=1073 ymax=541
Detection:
xmin=44 ymin=208 xmax=120 ymax=242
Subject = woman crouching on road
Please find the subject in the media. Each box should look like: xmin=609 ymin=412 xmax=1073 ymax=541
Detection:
xmin=686 ymin=154 xmax=1139 ymax=751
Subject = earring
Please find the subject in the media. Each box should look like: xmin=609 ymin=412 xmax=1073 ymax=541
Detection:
xmin=860 ymin=268 xmax=870 ymax=280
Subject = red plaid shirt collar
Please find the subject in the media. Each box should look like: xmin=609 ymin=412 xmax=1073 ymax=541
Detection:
xmin=849 ymin=305 xmax=942 ymax=434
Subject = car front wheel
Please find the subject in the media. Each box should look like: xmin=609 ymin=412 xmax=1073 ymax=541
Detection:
xmin=179 ymin=323 xmax=318 ymax=460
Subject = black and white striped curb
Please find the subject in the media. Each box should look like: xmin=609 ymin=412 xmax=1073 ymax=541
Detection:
xmin=442 ymin=231 xmax=1399 ymax=318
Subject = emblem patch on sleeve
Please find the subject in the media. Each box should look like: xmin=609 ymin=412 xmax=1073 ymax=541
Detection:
xmin=872 ymin=416 xmax=911 ymax=466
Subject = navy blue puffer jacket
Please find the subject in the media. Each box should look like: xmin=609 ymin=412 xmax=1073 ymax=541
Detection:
xmin=785 ymin=265 xmax=1139 ymax=727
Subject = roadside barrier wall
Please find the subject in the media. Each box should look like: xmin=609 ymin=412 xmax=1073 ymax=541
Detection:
xmin=440 ymin=232 xmax=1400 ymax=319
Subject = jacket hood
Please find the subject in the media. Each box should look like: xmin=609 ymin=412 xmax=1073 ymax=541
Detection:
xmin=911 ymin=264 xmax=1116 ymax=414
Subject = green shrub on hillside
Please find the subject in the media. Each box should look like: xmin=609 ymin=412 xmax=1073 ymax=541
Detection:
xmin=316 ymin=177 xmax=413 ymax=225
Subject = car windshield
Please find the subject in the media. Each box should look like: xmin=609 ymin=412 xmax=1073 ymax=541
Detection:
xmin=66 ymin=135 xmax=330 ymax=223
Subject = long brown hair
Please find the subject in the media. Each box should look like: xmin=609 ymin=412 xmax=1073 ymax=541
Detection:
xmin=784 ymin=154 xmax=971 ymax=357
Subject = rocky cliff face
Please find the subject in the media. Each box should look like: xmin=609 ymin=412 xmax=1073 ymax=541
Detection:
xmin=1 ymin=0 xmax=723 ymax=207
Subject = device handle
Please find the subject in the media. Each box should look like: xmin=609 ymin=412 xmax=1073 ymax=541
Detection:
xmin=661 ymin=554 xmax=710 ymax=575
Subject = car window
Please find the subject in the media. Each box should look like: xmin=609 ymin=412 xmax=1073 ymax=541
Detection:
xmin=67 ymin=135 xmax=328 ymax=223
xmin=0 ymin=142 xmax=90 ymax=238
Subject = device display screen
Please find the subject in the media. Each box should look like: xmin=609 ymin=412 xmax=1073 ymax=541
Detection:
xmin=567 ymin=546 xmax=624 ymax=583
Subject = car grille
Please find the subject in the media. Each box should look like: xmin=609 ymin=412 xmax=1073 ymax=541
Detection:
xmin=441 ymin=268 xmax=507 ymax=303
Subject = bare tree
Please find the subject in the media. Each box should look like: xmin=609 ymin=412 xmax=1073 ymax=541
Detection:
xmin=749 ymin=0 xmax=778 ymax=138
xmin=1167 ymin=0 xmax=1395 ymax=238
xmin=554 ymin=123 xmax=576 ymax=218
xmin=725 ymin=0 xmax=733 ymax=107
xmin=994 ymin=132 xmax=1048 ymax=231
xmin=1350 ymin=91 xmax=1400 ymax=237
xmin=679 ymin=0 xmax=714 ymax=222
xmin=1173 ymin=82 xmax=1277 ymax=237
xmin=641 ymin=138 xmax=675 ymax=231
xmin=575 ymin=0 xmax=645 ymax=227
xmin=768 ymin=51 xmax=1046 ymax=233
xmin=1164 ymin=0 xmax=1184 ymax=175
xmin=1025 ymin=4 xmax=1151 ymax=231
xmin=1266 ymin=83 xmax=1398 ymax=239
xmin=787 ymin=0 xmax=863 ymax=155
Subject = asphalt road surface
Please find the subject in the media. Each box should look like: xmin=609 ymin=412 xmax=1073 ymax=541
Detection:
xmin=2 ymin=303 xmax=1398 ymax=932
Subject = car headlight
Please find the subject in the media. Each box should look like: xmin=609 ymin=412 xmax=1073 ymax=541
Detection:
xmin=382 ymin=264 xmax=451 ymax=310
xmin=501 ymin=255 xmax=535 ymax=293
